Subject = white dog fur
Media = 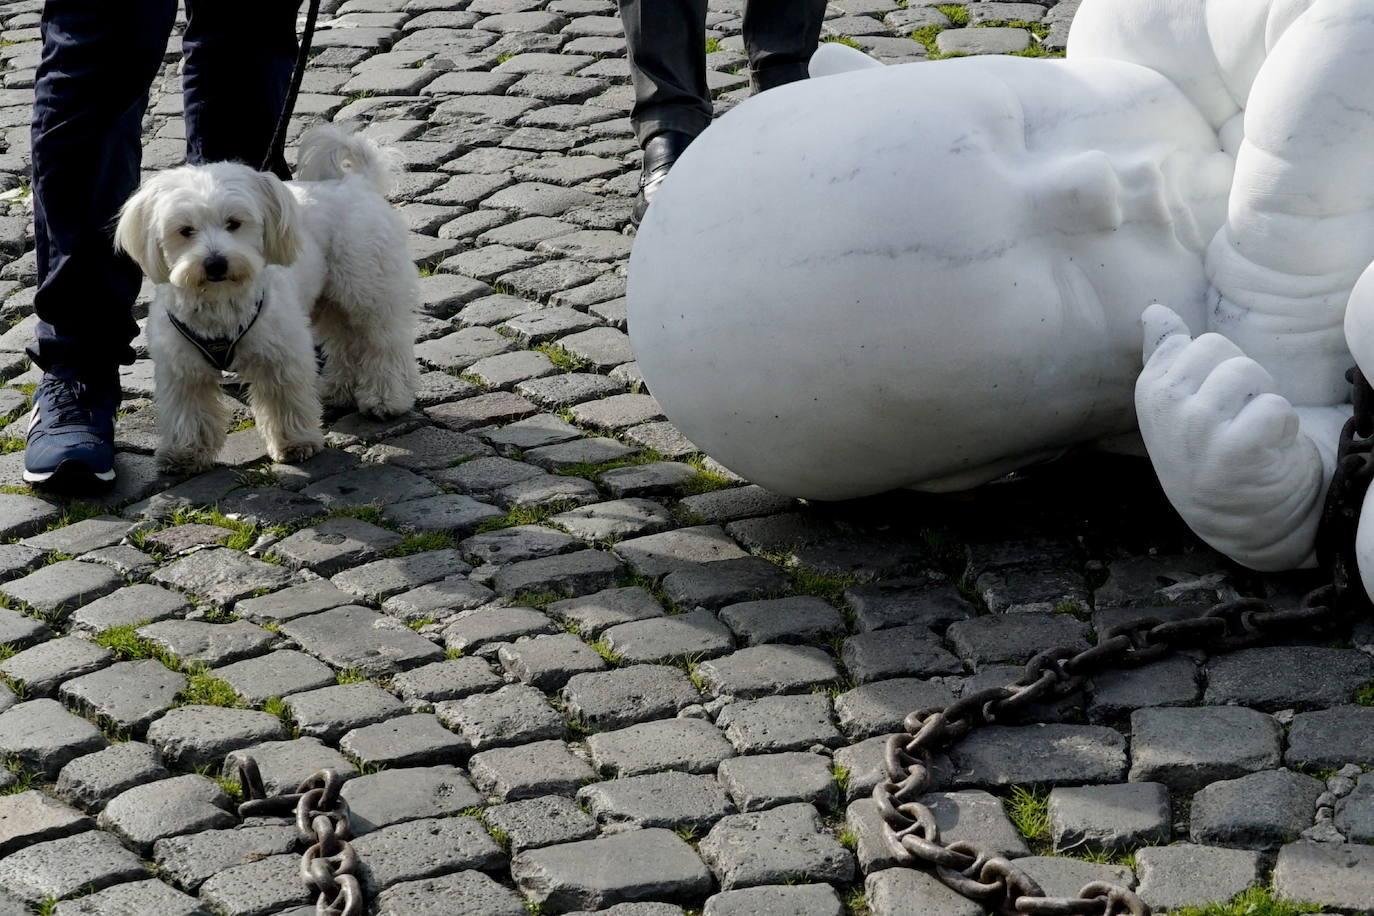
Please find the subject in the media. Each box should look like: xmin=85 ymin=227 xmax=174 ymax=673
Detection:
xmin=115 ymin=126 xmax=418 ymax=472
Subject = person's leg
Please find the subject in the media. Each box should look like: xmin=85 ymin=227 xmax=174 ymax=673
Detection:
xmin=182 ymin=0 xmax=302 ymax=179
xmin=29 ymin=0 xmax=177 ymax=377
xmin=742 ymin=0 xmax=826 ymax=92
xmin=618 ymin=0 xmax=711 ymax=147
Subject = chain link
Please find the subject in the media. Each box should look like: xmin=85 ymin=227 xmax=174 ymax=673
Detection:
xmin=873 ymin=367 xmax=1374 ymax=916
xmin=237 ymin=759 xmax=365 ymax=916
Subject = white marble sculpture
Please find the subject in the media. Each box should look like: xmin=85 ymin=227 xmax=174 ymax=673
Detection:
xmin=626 ymin=0 xmax=1374 ymax=594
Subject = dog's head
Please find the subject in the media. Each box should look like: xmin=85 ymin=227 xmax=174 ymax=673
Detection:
xmin=114 ymin=162 xmax=301 ymax=293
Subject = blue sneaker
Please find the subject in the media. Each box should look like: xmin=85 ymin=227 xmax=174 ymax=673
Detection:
xmin=23 ymin=372 xmax=118 ymax=489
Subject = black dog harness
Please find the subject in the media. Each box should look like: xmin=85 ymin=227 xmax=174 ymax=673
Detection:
xmin=168 ymin=296 xmax=266 ymax=372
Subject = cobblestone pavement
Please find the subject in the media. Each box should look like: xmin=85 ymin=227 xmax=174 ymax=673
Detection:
xmin=0 ymin=1 xmax=1371 ymax=914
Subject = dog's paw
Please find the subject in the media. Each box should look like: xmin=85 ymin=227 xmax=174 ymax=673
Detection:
xmin=270 ymin=439 xmax=324 ymax=464
xmin=357 ymin=389 xmax=416 ymax=421
xmin=157 ymin=447 xmax=217 ymax=475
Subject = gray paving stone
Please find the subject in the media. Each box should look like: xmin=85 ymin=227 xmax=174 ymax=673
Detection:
xmin=703 ymin=884 xmax=842 ymax=916
xmin=947 ymin=723 xmax=1127 ymax=789
xmin=1134 ymin=843 xmax=1263 ymax=913
xmin=0 ymin=492 xmax=60 ymax=539
xmin=144 ymin=523 xmax=235 ymax=556
xmin=340 ymin=765 xmax=484 ymax=835
xmin=1273 ymin=842 xmax=1374 ymax=913
xmin=436 ymin=455 xmax=548 ymax=494
xmin=485 ymin=795 xmax=598 ymax=852
xmin=50 ymin=879 xmax=208 ymax=916
xmin=716 ymin=694 xmax=842 ymax=753
xmin=0 ymin=698 xmax=106 ymax=777
xmin=467 ymin=348 xmax=559 ymax=388
xmin=547 ymin=586 xmax=665 ymax=635
xmin=517 ymin=372 xmax=623 ymax=408
xmin=579 ymin=770 xmax=733 ymax=834
xmin=865 ymin=867 xmax=982 ymax=916
xmin=279 ymin=605 xmax=444 ymax=676
xmin=0 ymin=830 xmax=147 ymax=904
xmin=1285 ymin=706 xmax=1374 ymax=769
xmin=700 ymin=803 xmax=852 ymax=891
xmin=59 ymin=659 xmax=185 ymax=730
xmin=558 ymin=327 xmax=635 ymax=370
xmin=1336 ymin=774 xmax=1374 ymax=842
xmin=301 ymin=463 xmax=441 ymax=507
xmin=373 ymin=870 xmax=527 ymax=916
xmin=525 ymin=435 xmax=637 ymax=471
xmin=482 ymin=413 xmax=582 ymax=454
xmin=97 ymin=774 xmax=234 ymax=853
xmin=1012 ymin=857 xmax=1134 ymax=898
xmin=1085 ymin=654 xmax=1201 ymax=722
xmin=1048 ymin=782 xmax=1170 ymax=854
xmin=560 ymin=663 xmax=699 ymax=730
xmin=435 ymin=683 xmax=564 ymax=750
xmin=944 ymin=613 xmax=1090 ymax=666
xmin=552 ymin=498 xmax=674 ymax=543
xmin=846 ymin=789 xmax=1030 ymax=875
xmin=1190 ymin=770 xmax=1324 ymax=849
xmin=695 ymin=644 xmax=841 ymax=698
xmin=78 ymin=545 xmax=157 ymax=579
xmin=936 ymin=25 xmax=1030 ymax=55
xmin=615 ymin=525 xmax=750 ymax=578
xmin=492 ymin=548 xmax=625 ymax=597
xmin=1130 ymin=706 xmax=1283 ymax=793
xmin=0 ymin=606 xmax=44 ymax=650
xmin=716 ymin=752 xmax=837 ymax=813
xmin=391 ymin=657 xmax=502 ymax=703
xmin=55 ymin=741 xmax=167 ymax=812
xmin=351 ymin=815 xmax=504 ymax=894
xmin=196 ymin=853 xmax=308 ymax=916
xmin=137 ymin=619 xmax=274 ymax=667
xmin=0 ymin=559 xmax=122 ymax=615
xmin=340 ymin=713 xmax=468 ymax=767
xmin=601 ymin=609 xmax=735 ymax=664
xmin=383 ymin=493 xmax=506 ymax=534
xmin=498 ymin=632 xmax=606 ymax=689
xmin=622 ymin=421 xmax=698 ymax=459
xmin=834 ymin=678 xmax=957 ymax=740
xmin=67 ymin=584 xmax=192 ymax=635
xmin=20 ymin=516 xmax=129 ymax=554
xmin=714 ymin=596 xmax=842 ymax=645
xmin=330 ymin=549 xmax=471 ymax=601
xmin=233 ymin=579 xmax=354 ymax=624
xmin=511 ymin=828 xmax=713 ymax=912
xmin=150 ymin=548 xmax=293 ymax=606
xmin=382 ymin=575 xmax=496 ymax=623
xmin=599 ymin=462 xmax=698 ymax=499
xmin=1204 ymin=646 xmax=1373 ymax=709
xmin=0 ymin=635 xmax=112 ymax=696
xmin=144 ymin=705 xmax=286 ymax=769
xmin=841 ymin=625 xmax=963 ymax=683
xmin=469 ymin=738 xmax=596 ymax=799
xmin=0 ymin=544 xmax=44 ymax=583
xmin=267 ymin=517 xmax=403 ymax=574
xmin=211 ymin=650 xmax=335 ymax=705
xmin=152 ymin=824 xmax=298 ymax=893
xmin=442 ymin=604 xmax=559 ymax=652
xmin=460 ymin=525 xmax=581 ymax=566
xmin=587 ymin=717 xmax=735 ymax=777
xmin=221 ymin=737 xmax=356 ymax=796
xmin=284 ymin=681 xmax=407 ymax=742
xmin=0 ymin=790 xmax=90 ymax=856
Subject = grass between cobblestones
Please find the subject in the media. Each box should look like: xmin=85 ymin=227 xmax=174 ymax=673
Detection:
xmin=1173 ymin=886 xmax=1323 ymax=916
xmin=1003 ymin=784 xmax=1051 ymax=852
xmin=1354 ymin=680 xmax=1374 ymax=706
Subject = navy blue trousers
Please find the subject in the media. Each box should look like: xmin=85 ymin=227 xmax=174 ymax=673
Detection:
xmin=29 ymin=0 xmax=301 ymax=375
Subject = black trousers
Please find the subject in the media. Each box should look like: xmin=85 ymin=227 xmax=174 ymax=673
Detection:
xmin=29 ymin=0 xmax=300 ymax=375
xmin=618 ymin=0 xmax=826 ymax=146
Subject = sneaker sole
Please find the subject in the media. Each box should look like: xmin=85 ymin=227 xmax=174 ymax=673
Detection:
xmin=23 ymin=461 xmax=116 ymax=490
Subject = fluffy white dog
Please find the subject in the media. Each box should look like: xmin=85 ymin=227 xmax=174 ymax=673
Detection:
xmin=114 ymin=126 xmax=418 ymax=472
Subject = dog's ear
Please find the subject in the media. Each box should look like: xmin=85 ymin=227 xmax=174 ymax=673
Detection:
xmin=253 ymin=171 xmax=302 ymax=267
xmin=113 ymin=180 xmax=171 ymax=283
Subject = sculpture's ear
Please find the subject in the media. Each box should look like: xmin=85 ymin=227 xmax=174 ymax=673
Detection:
xmin=1345 ymin=260 xmax=1374 ymax=378
xmin=809 ymin=42 xmax=884 ymax=79
xmin=1034 ymin=150 xmax=1124 ymax=235
xmin=114 ymin=178 xmax=171 ymax=283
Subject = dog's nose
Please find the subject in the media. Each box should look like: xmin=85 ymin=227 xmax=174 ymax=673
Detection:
xmin=204 ymin=254 xmax=228 ymax=280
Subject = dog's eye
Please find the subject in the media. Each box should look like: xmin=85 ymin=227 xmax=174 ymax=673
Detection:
xmin=226 ymin=219 xmax=241 ymax=232
xmin=178 ymin=227 xmax=195 ymax=238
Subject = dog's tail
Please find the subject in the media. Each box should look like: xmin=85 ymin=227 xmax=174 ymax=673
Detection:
xmin=294 ymin=125 xmax=397 ymax=197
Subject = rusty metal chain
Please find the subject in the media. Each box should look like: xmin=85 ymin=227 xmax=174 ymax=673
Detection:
xmin=874 ymin=369 xmax=1374 ymax=916
xmin=236 ymin=758 xmax=364 ymax=916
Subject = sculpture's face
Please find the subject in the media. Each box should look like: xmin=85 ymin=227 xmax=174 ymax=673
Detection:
xmin=629 ymin=55 xmax=1232 ymax=498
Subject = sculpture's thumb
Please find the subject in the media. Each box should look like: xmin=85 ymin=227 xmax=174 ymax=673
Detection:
xmin=1141 ymin=303 xmax=1191 ymax=363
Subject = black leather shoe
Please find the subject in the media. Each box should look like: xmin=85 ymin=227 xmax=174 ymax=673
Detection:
xmin=631 ymin=130 xmax=694 ymax=229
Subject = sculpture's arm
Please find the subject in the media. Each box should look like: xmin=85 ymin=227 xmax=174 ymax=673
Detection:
xmin=1205 ymin=0 xmax=1374 ymax=407
xmin=1135 ymin=305 xmax=1347 ymax=571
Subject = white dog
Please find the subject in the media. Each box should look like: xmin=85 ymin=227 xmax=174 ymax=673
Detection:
xmin=115 ymin=126 xmax=418 ymax=472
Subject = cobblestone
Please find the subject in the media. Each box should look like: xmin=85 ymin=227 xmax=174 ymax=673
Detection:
xmin=1130 ymin=706 xmax=1283 ymax=793
xmin=561 ymin=663 xmax=699 ymax=730
xmin=0 ymin=830 xmax=146 ymax=904
xmin=511 ymin=828 xmax=713 ymax=912
xmin=1134 ymin=844 xmax=1263 ymax=913
xmin=55 ymin=741 xmax=168 ymax=812
xmin=1189 ymin=769 xmax=1325 ymax=850
xmin=279 ymin=604 xmax=444 ymax=675
xmin=587 ymin=717 xmax=736 ymax=777
xmin=340 ymin=765 xmax=484 ymax=835
xmin=700 ymin=803 xmax=853 ymax=891
xmin=97 ymin=774 xmax=234 ymax=853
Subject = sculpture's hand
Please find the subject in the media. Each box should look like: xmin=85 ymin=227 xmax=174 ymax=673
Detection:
xmin=1136 ymin=304 xmax=1327 ymax=571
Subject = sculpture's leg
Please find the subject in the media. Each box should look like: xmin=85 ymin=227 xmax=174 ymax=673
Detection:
xmin=1135 ymin=304 xmax=1336 ymax=571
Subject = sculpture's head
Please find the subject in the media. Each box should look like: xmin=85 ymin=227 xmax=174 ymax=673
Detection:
xmin=1345 ymin=261 xmax=1374 ymax=379
xmin=628 ymin=53 xmax=1234 ymax=498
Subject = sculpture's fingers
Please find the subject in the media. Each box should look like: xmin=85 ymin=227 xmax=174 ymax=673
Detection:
xmin=1141 ymin=303 xmax=1191 ymax=363
xmin=1165 ymin=333 xmax=1248 ymax=394
xmin=1191 ymin=356 xmax=1277 ymax=421
xmin=1226 ymin=392 xmax=1301 ymax=452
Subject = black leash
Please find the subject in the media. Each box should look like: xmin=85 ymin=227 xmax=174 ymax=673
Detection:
xmin=261 ymin=0 xmax=323 ymax=181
